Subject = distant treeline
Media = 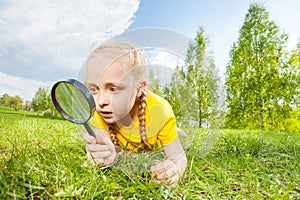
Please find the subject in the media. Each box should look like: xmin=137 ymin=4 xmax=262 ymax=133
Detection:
xmin=0 ymin=94 xmax=24 ymax=111
xmin=0 ymin=87 xmax=60 ymax=117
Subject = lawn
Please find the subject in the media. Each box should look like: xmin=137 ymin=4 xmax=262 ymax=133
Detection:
xmin=0 ymin=107 xmax=299 ymax=199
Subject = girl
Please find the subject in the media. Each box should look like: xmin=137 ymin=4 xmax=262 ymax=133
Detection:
xmin=82 ymin=41 xmax=187 ymax=187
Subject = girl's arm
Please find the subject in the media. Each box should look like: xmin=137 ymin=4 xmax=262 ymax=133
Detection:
xmin=150 ymin=137 xmax=187 ymax=187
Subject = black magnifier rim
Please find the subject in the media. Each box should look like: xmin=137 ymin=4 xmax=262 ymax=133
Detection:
xmin=51 ymin=78 xmax=96 ymax=124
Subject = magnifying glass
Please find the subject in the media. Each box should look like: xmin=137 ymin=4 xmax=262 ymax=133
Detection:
xmin=51 ymin=78 xmax=96 ymax=138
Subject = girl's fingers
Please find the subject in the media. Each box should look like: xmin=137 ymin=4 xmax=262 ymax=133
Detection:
xmin=150 ymin=159 xmax=173 ymax=175
xmin=150 ymin=161 xmax=181 ymax=187
xmin=103 ymin=155 xmax=115 ymax=165
xmin=83 ymin=129 xmax=111 ymax=146
xmin=82 ymin=133 xmax=96 ymax=144
xmin=86 ymin=151 xmax=112 ymax=166
xmin=150 ymin=172 xmax=180 ymax=188
xmin=86 ymin=144 xmax=108 ymax=152
xmin=95 ymin=158 xmax=104 ymax=165
xmin=154 ymin=165 xmax=178 ymax=180
xmin=150 ymin=160 xmax=176 ymax=177
xmin=84 ymin=128 xmax=117 ymax=167
xmin=94 ymin=129 xmax=112 ymax=145
xmin=92 ymin=151 xmax=111 ymax=159
xmin=86 ymin=157 xmax=104 ymax=166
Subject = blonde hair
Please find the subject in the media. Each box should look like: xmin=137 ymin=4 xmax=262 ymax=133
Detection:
xmin=89 ymin=41 xmax=152 ymax=151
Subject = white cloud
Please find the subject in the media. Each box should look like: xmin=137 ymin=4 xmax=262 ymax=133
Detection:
xmin=0 ymin=71 xmax=52 ymax=100
xmin=146 ymin=49 xmax=185 ymax=69
xmin=143 ymin=49 xmax=185 ymax=85
xmin=0 ymin=0 xmax=140 ymax=100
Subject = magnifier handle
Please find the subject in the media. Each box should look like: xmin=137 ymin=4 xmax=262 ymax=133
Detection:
xmin=84 ymin=123 xmax=96 ymax=138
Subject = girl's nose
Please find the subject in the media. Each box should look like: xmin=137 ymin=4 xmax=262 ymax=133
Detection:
xmin=96 ymin=91 xmax=110 ymax=108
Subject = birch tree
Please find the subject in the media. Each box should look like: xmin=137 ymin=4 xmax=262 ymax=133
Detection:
xmin=225 ymin=3 xmax=292 ymax=131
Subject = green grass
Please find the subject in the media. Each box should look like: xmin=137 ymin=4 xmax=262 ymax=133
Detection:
xmin=0 ymin=106 xmax=299 ymax=199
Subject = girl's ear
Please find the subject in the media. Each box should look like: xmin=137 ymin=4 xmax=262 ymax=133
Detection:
xmin=137 ymin=81 xmax=147 ymax=97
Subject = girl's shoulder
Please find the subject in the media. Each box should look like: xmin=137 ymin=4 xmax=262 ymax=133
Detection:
xmin=146 ymin=90 xmax=168 ymax=105
xmin=146 ymin=90 xmax=174 ymax=116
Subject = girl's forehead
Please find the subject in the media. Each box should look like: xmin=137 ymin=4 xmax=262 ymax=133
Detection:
xmin=86 ymin=55 xmax=134 ymax=85
xmin=88 ymin=52 xmax=128 ymax=69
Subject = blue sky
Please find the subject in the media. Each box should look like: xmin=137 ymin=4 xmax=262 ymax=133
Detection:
xmin=0 ymin=0 xmax=299 ymax=100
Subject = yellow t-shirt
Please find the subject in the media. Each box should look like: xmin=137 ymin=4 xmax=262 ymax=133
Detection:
xmin=88 ymin=90 xmax=178 ymax=150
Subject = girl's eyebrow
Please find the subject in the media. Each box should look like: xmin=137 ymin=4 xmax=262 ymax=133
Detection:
xmin=105 ymin=82 xmax=126 ymax=88
xmin=87 ymin=81 xmax=126 ymax=88
xmin=86 ymin=82 xmax=97 ymax=87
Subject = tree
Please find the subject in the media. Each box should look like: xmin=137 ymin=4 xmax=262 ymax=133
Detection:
xmin=32 ymin=87 xmax=49 ymax=114
xmin=10 ymin=95 xmax=23 ymax=111
xmin=162 ymin=65 xmax=184 ymax=125
xmin=148 ymin=68 xmax=163 ymax=96
xmin=287 ymin=39 xmax=300 ymax=107
xmin=225 ymin=3 xmax=293 ymax=131
xmin=170 ymin=27 xmax=220 ymax=128
xmin=45 ymin=89 xmax=60 ymax=117
xmin=0 ymin=93 xmax=11 ymax=107
xmin=0 ymin=94 xmax=23 ymax=110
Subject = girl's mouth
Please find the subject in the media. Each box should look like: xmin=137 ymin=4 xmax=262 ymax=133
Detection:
xmin=100 ymin=111 xmax=113 ymax=118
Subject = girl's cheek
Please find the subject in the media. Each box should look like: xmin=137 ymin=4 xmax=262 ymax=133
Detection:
xmin=95 ymin=104 xmax=101 ymax=111
xmin=112 ymin=94 xmax=127 ymax=105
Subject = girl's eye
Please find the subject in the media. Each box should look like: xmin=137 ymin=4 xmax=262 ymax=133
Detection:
xmin=110 ymin=86 xmax=120 ymax=93
xmin=89 ymin=86 xmax=98 ymax=94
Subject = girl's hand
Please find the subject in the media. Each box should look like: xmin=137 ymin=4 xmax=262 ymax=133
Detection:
xmin=150 ymin=159 xmax=183 ymax=188
xmin=82 ymin=128 xmax=117 ymax=166
xmin=150 ymin=138 xmax=187 ymax=187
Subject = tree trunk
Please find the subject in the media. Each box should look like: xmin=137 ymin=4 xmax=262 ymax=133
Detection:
xmin=198 ymin=93 xmax=202 ymax=128
xmin=268 ymin=106 xmax=273 ymax=131
xmin=259 ymin=99 xmax=265 ymax=131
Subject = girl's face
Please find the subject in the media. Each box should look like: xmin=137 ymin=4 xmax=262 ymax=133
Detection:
xmin=86 ymin=53 xmax=142 ymax=125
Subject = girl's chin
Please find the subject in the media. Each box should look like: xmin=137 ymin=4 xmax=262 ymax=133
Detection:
xmin=102 ymin=118 xmax=116 ymax=124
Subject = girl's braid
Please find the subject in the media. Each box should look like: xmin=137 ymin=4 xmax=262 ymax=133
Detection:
xmin=138 ymin=90 xmax=152 ymax=151
xmin=108 ymin=124 xmax=119 ymax=147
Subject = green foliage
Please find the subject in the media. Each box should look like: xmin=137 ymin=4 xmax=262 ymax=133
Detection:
xmin=225 ymin=3 xmax=297 ymax=131
xmin=281 ymin=108 xmax=300 ymax=132
xmin=31 ymin=87 xmax=60 ymax=117
xmin=32 ymin=87 xmax=49 ymax=114
xmin=161 ymin=66 xmax=185 ymax=125
xmin=0 ymin=94 xmax=23 ymax=111
xmin=168 ymin=27 xmax=222 ymax=128
xmin=0 ymin=93 xmax=11 ymax=107
xmin=10 ymin=95 xmax=23 ymax=111
xmin=148 ymin=68 xmax=163 ymax=96
xmin=287 ymin=39 xmax=300 ymax=106
xmin=0 ymin=109 xmax=299 ymax=199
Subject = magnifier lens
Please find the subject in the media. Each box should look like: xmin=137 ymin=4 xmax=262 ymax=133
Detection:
xmin=54 ymin=82 xmax=91 ymax=123
xmin=51 ymin=79 xmax=96 ymax=137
